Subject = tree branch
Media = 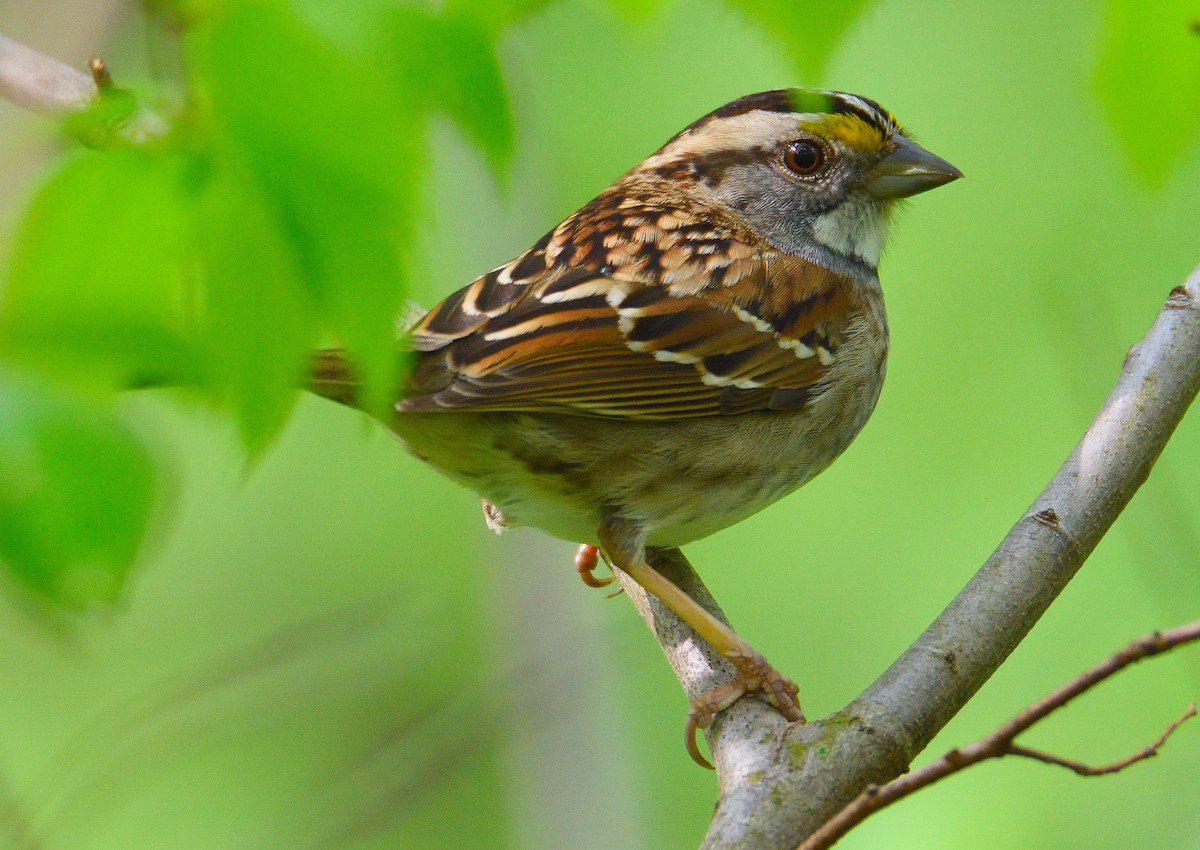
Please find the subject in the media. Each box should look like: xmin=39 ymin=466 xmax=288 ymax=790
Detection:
xmin=617 ymin=267 xmax=1200 ymax=849
xmin=798 ymin=621 xmax=1200 ymax=849
xmin=0 ymin=33 xmax=96 ymax=116
xmin=0 ymin=33 xmax=165 ymax=142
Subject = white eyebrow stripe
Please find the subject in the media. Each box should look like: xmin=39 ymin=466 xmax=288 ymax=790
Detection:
xmin=640 ymin=111 xmax=801 ymax=170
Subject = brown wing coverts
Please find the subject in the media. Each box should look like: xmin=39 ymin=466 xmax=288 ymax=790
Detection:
xmin=403 ymin=187 xmax=856 ymax=420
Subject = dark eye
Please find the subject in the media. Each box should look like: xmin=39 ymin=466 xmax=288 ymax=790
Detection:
xmin=784 ymin=140 xmax=824 ymax=175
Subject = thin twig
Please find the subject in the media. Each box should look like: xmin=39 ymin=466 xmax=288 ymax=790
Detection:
xmin=88 ymin=56 xmax=113 ymax=91
xmin=1007 ymin=704 xmax=1196 ymax=776
xmin=797 ymin=621 xmax=1200 ymax=850
xmin=0 ymin=33 xmax=166 ymax=141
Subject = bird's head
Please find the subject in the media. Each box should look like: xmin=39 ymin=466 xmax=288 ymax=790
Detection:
xmin=636 ymin=88 xmax=962 ymax=273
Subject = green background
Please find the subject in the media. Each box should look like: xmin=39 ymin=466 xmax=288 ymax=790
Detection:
xmin=1 ymin=0 xmax=1198 ymax=848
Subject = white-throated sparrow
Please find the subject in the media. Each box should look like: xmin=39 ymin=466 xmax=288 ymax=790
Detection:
xmin=313 ymin=89 xmax=960 ymax=766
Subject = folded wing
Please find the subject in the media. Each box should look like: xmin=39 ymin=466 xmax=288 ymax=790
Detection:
xmin=401 ymin=193 xmax=857 ymax=420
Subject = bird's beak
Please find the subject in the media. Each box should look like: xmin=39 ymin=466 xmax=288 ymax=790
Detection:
xmin=868 ymin=135 xmax=963 ymax=199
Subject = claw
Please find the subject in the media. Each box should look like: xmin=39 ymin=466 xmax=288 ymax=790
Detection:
xmin=685 ymin=711 xmax=712 ymax=769
xmin=683 ymin=650 xmax=804 ymax=769
xmin=575 ymin=544 xmax=614 ymax=588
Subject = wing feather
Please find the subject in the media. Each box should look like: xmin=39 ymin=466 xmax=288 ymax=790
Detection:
xmin=401 ymin=192 xmax=860 ymax=420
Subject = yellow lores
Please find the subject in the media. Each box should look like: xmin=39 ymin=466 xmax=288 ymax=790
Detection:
xmin=312 ymin=89 xmax=961 ymax=767
xmin=821 ymin=111 xmax=894 ymax=149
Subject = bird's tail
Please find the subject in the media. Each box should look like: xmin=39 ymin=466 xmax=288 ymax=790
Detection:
xmin=309 ymin=302 xmax=424 ymax=410
xmin=308 ymin=349 xmax=362 ymax=409
xmin=127 ymin=346 xmax=405 ymax=418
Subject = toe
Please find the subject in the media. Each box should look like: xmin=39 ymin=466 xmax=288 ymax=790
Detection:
xmin=575 ymin=544 xmax=615 ymax=588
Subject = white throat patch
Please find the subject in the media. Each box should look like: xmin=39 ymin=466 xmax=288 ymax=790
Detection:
xmin=811 ymin=199 xmax=889 ymax=268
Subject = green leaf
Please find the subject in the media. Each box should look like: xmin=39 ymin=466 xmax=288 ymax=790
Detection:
xmin=0 ymin=369 xmax=156 ymax=606
xmin=446 ymin=0 xmax=557 ymax=31
xmin=0 ymin=133 xmax=316 ymax=453
xmin=61 ymin=84 xmax=141 ymax=149
xmin=1093 ymin=0 xmax=1200 ymax=186
xmin=724 ymin=0 xmax=873 ymax=83
xmin=603 ymin=0 xmax=667 ymax=22
xmin=190 ymin=0 xmax=424 ymax=415
xmin=191 ymin=154 xmax=317 ymax=451
xmin=383 ymin=7 xmax=515 ymax=176
xmin=1 ymin=147 xmax=199 ymax=390
xmin=9 ymin=0 xmax=520 ymax=457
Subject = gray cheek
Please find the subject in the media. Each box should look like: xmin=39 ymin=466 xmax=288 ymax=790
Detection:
xmin=703 ymin=164 xmax=879 ymax=279
xmin=710 ymin=164 xmax=836 ymax=226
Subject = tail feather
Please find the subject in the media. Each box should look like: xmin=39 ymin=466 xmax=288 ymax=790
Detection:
xmin=308 ymin=349 xmax=362 ymax=408
xmin=126 ymin=347 xmax=401 ymax=415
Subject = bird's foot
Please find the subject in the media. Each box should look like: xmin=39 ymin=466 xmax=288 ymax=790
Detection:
xmin=574 ymin=544 xmax=615 ymax=588
xmin=685 ymin=649 xmax=804 ymax=769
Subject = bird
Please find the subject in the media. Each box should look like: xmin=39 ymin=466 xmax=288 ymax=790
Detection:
xmin=310 ymin=88 xmax=961 ymax=767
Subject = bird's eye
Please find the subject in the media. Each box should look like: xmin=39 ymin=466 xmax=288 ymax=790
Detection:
xmin=784 ymin=140 xmax=824 ymax=175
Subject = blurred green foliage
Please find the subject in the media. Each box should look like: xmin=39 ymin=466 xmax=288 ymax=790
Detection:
xmin=0 ymin=0 xmax=1198 ymax=849
xmin=730 ymin=0 xmax=872 ymax=81
xmin=1094 ymin=0 xmax=1200 ymax=185
xmin=2 ymin=0 xmax=521 ymax=598
xmin=0 ymin=368 xmax=155 ymax=603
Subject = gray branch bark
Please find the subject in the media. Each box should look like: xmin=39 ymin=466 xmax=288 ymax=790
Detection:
xmin=621 ymin=266 xmax=1200 ymax=849
xmin=3 ymin=29 xmax=1198 ymax=850
xmin=0 ymin=33 xmax=97 ymax=116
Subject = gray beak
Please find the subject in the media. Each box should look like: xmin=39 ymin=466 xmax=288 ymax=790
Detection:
xmin=868 ymin=135 xmax=963 ymax=199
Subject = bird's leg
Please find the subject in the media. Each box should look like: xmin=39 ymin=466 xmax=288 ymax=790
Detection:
xmin=598 ymin=517 xmax=804 ymax=768
xmin=574 ymin=544 xmax=615 ymax=588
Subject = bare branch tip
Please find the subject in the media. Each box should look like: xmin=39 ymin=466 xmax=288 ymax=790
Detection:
xmin=88 ymin=56 xmax=113 ymax=91
xmin=1008 ymin=701 xmax=1197 ymax=778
